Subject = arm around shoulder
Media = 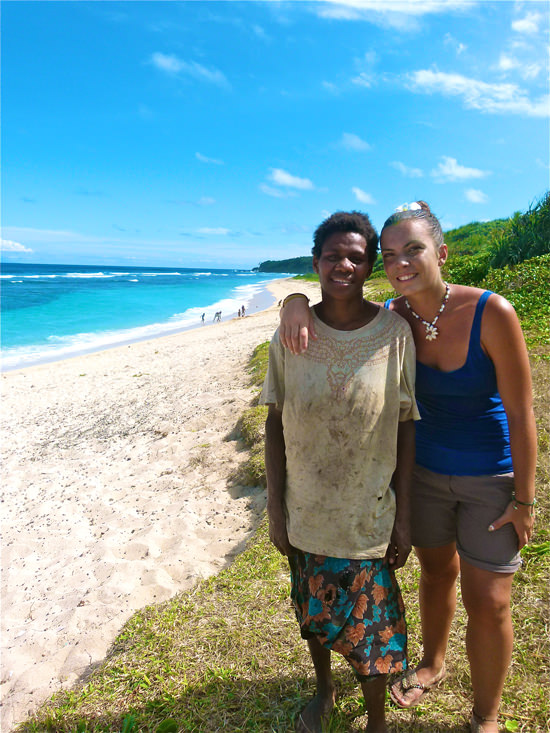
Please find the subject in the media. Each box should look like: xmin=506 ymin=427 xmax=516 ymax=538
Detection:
xmin=279 ymin=293 xmax=316 ymax=354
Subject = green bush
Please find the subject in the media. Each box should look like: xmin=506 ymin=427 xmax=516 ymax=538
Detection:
xmin=248 ymin=341 xmax=270 ymax=387
xmin=488 ymin=192 xmax=550 ymax=268
xmin=482 ymin=254 xmax=550 ymax=347
xmin=444 ymin=250 xmax=491 ymax=286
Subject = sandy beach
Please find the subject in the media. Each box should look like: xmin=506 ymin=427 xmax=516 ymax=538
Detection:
xmin=0 ymin=277 xmax=320 ymax=731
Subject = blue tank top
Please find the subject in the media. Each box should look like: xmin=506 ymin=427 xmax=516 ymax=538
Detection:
xmin=385 ymin=291 xmax=512 ymax=475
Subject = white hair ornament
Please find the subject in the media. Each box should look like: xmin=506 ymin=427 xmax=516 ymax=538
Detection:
xmin=395 ymin=202 xmax=422 ymax=213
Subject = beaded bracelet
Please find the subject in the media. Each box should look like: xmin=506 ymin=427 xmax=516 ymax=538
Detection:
xmin=512 ymin=496 xmax=536 ymax=515
xmin=513 ymin=496 xmax=536 ymax=507
xmin=282 ymin=293 xmax=309 ymax=308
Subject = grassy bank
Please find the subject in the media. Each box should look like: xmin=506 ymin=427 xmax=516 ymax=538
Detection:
xmin=18 ymin=276 xmax=549 ymax=733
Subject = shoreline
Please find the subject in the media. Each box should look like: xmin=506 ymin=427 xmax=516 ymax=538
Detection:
xmin=0 ymin=276 xmax=284 ymax=374
xmin=0 ymin=277 xmax=320 ymax=731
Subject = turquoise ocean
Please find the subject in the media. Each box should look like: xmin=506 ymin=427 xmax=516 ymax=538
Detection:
xmin=1 ymin=263 xmax=287 ymax=371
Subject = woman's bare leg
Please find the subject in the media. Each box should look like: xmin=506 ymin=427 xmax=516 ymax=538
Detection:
xmin=461 ymin=560 xmax=514 ymax=733
xmin=391 ymin=543 xmax=459 ymax=705
xmin=417 ymin=543 xmax=460 ymax=673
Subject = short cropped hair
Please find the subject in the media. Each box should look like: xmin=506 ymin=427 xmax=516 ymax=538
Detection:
xmin=312 ymin=211 xmax=379 ymax=264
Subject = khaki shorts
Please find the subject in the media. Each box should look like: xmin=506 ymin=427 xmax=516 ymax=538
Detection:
xmin=411 ymin=464 xmax=520 ymax=573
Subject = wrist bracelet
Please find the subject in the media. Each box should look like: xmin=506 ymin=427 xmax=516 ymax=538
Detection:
xmin=282 ymin=293 xmax=310 ymax=308
xmin=513 ymin=495 xmax=536 ymax=507
xmin=512 ymin=496 xmax=536 ymax=515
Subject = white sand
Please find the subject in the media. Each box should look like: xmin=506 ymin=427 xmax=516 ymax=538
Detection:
xmin=0 ymin=278 xmax=320 ymax=731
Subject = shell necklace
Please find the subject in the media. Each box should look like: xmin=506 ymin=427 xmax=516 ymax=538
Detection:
xmin=405 ymin=282 xmax=450 ymax=341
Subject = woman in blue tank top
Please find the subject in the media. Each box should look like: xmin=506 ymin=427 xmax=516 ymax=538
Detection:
xmin=278 ymin=202 xmax=537 ymax=733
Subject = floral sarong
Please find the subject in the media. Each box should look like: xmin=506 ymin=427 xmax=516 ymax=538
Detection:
xmin=289 ymin=551 xmax=407 ymax=678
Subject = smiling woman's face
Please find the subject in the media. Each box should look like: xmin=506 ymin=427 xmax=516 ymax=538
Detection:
xmin=380 ymin=218 xmax=447 ymax=296
xmin=313 ymin=231 xmax=373 ymax=301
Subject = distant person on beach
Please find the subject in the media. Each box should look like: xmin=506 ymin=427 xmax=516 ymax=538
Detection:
xmin=261 ymin=211 xmax=419 ymax=733
xmin=238 ymin=308 xmax=242 ymax=318
xmin=241 ymin=304 xmax=246 ymax=316
xmin=278 ymin=202 xmax=537 ymax=733
xmin=201 ymin=313 xmax=205 ymax=323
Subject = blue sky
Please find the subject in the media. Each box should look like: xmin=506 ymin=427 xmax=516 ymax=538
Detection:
xmin=2 ymin=0 xmax=549 ymax=268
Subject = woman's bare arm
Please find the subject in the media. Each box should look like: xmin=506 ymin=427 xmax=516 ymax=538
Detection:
xmin=482 ymin=294 xmax=537 ymax=548
xmin=278 ymin=294 xmax=316 ymax=354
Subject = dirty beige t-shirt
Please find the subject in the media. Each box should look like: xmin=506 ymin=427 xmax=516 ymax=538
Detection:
xmin=261 ymin=306 xmax=419 ymax=559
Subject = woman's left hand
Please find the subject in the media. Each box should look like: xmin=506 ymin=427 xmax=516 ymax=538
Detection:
xmin=488 ymin=500 xmax=534 ymax=549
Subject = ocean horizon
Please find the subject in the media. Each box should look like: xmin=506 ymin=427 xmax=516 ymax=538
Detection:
xmin=1 ymin=262 xmax=289 ymax=371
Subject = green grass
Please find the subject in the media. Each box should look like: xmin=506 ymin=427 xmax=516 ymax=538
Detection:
xmin=18 ymin=264 xmax=550 ymax=733
xmin=293 ymin=273 xmax=319 ymax=282
xmin=247 ymin=341 xmax=270 ymax=388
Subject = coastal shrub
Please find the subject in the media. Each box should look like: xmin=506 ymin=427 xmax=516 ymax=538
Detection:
xmin=237 ymin=405 xmax=268 ymax=447
xmin=482 ymin=254 xmax=550 ymax=347
xmin=237 ymin=444 xmax=267 ymax=487
xmin=294 ymin=272 xmax=320 ymax=282
xmin=444 ymin=250 xmax=491 ymax=286
xmin=442 ymin=192 xmax=550 ymax=286
xmin=488 ymin=192 xmax=550 ymax=268
xmin=232 ymin=346 xmax=270 ymax=487
xmin=248 ymin=341 xmax=270 ymax=387
xmin=444 ymin=219 xmax=507 ymax=256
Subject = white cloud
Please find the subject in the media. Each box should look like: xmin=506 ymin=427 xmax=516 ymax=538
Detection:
xmin=197 ymin=227 xmax=230 ymax=235
xmin=313 ymin=0 xmax=474 ymax=29
xmin=198 ymin=196 xmax=216 ymax=206
xmin=496 ymin=54 xmax=516 ymax=72
xmin=390 ymin=161 xmax=424 ymax=178
xmin=150 ymin=53 xmax=229 ymax=88
xmin=350 ymin=50 xmax=379 ymax=86
xmin=259 ymin=183 xmax=296 ymax=198
xmin=0 ymin=238 xmax=33 ymax=253
xmin=443 ymin=33 xmax=467 ymax=55
xmin=340 ymin=133 xmax=371 ymax=151
xmin=195 ymin=152 xmax=224 ymax=165
xmin=431 ymin=156 xmax=490 ymax=182
xmin=352 ymin=72 xmax=374 ymax=88
xmin=151 ymin=52 xmax=182 ymax=73
xmin=352 ymin=187 xmax=376 ymax=204
xmin=465 ymin=188 xmax=488 ymax=203
xmin=495 ymin=54 xmax=542 ymax=80
xmin=512 ymin=12 xmax=542 ymax=35
xmin=521 ymin=64 xmax=542 ymax=80
xmin=322 ymin=81 xmax=339 ymax=93
xmin=268 ymin=168 xmax=314 ymax=190
xmin=407 ymin=69 xmax=549 ymax=117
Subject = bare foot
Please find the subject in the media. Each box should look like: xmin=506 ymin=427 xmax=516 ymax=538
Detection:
xmin=296 ymin=693 xmax=335 ymax=733
xmin=470 ymin=710 xmax=499 ymax=733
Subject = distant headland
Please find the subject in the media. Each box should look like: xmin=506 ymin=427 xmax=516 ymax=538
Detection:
xmin=254 ymin=256 xmax=313 ymax=274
